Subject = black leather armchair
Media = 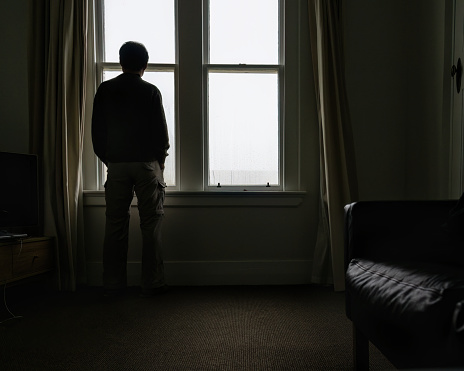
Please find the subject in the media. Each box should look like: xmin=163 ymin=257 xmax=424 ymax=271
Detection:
xmin=344 ymin=200 xmax=464 ymax=370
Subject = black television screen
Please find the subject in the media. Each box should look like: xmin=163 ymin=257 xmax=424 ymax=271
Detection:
xmin=0 ymin=152 xmax=39 ymax=233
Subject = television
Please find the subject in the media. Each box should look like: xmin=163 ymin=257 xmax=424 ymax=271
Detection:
xmin=0 ymin=152 xmax=39 ymax=239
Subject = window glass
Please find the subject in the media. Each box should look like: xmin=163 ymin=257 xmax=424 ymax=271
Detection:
xmin=95 ymin=0 xmax=283 ymax=191
xmin=103 ymin=0 xmax=175 ymax=64
xmin=207 ymin=0 xmax=280 ymax=187
xmin=209 ymin=0 xmax=279 ymax=64
xmin=208 ymin=72 xmax=279 ymax=186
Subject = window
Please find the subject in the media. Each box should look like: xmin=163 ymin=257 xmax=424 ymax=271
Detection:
xmin=207 ymin=72 xmax=279 ymax=187
xmin=206 ymin=0 xmax=281 ymax=187
xmin=97 ymin=0 xmax=176 ymax=186
xmin=92 ymin=0 xmax=289 ymax=192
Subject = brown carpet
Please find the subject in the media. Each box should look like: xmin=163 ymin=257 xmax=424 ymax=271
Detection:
xmin=0 ymin=284 xmax=394 ymax=370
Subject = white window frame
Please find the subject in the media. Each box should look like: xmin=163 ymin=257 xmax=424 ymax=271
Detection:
xmin=203 ymin=0 xmax=284 ymax=191
xmin=85 ymin=0 xmax=304 ymax=194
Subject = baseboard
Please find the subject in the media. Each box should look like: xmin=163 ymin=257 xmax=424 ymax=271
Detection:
xmin=86 ymin=260 xmax=313 ymax=286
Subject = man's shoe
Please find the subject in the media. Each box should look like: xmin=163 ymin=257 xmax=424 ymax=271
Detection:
xmin=140 ymin=285 xmax=168 ymax=297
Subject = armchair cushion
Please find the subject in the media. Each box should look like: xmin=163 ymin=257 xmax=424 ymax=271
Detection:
xmin=347 ymin=258 xmax=464 ymax=367
xmin=345 ymin=200 xmax=464 ymax=369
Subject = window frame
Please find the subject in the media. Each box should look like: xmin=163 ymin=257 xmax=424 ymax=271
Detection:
xmin=87 ymin=0 xmax=302 ymax=194
xmin=202 ymin=0 xmax=285 ymax=191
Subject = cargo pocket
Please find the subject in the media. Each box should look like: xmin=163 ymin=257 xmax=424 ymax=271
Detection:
xmin=156 ymin=180 xmax=166 ymax=215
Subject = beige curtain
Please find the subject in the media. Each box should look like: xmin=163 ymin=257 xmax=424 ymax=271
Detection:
xmin=28 ymin=0 xmax=89 ymax=291
xmin=308 ymin=0 xmax=358 ymax=291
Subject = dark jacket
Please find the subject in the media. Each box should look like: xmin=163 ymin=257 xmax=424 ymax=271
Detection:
xmin=91 ymin=73 xmax=170 ymax=166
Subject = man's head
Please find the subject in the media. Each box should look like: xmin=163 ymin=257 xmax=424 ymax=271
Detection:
xmin=119 ymin=41 xmax=149 ymax=73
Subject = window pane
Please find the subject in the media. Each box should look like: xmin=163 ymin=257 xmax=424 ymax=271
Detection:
xmin=208 ymin=72 xmax=279 ymax=186
xmin=102 ymin=70 xmax=176 ymax=187
xmin=103 ymin=0 xmax=175 ymax=64
xmin=209 ymin=0 xmax=279 ymax=64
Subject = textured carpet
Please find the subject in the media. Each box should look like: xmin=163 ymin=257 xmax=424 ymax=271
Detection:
xmin=0 ymin=284 xmax=394 ymax=370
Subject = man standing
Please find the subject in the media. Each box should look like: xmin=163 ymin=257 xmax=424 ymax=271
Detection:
xmin=92 ymin=41 xmax=170 ymax=297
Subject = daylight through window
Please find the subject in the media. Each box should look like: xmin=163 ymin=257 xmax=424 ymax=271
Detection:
xmin=207 ymin=0 xmax=281 ymax=187
xmin=96 ymin=0 xmax=282 ymax=190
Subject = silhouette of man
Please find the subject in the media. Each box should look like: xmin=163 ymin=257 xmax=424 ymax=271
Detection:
xmin=92 ymin=41 xmax=170 ymax=297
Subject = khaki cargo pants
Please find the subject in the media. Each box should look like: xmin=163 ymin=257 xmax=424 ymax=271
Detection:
xmin=103 ymin=161 xmax=166 ymax=290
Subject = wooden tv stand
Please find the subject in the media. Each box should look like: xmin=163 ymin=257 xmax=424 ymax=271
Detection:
xmin=0 ymin=236 xmax=54 ymax=285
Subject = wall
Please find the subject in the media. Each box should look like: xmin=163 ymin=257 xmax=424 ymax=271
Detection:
xmin=1 ymin=1 xmax=453 ymax=287
xmin=84 ymin=194 xmax=317 ymax=285
xmin=0 ymin=0 xmax=29 ymax=153
xmin=344 ymin=0 xmax=450 ymax=200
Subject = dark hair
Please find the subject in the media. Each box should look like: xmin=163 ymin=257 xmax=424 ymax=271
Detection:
xmin=119 ymin=41 xmax=149 ymax=71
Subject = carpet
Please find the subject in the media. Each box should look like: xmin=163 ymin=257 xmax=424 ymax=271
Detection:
xmin=0 ymin=284 xmax=394 ymax=370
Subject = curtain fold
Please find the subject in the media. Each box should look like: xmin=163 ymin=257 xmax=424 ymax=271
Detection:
xmin=28 ymin=0 xmax=89 ymax=291
xmin=308 ymin=0 xmax=358 ymax=291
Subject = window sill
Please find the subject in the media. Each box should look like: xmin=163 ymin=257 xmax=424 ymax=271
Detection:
xmin=83 ymin=190 xmax=306 ymax=207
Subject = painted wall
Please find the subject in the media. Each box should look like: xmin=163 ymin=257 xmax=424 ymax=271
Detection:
xmin=0 ymin=0 xmax=29 ymax=154
xmin=0 ymin=0 xmax=452 ymax=286
xmin=344 ymin=0 xmax=450 ymax=200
